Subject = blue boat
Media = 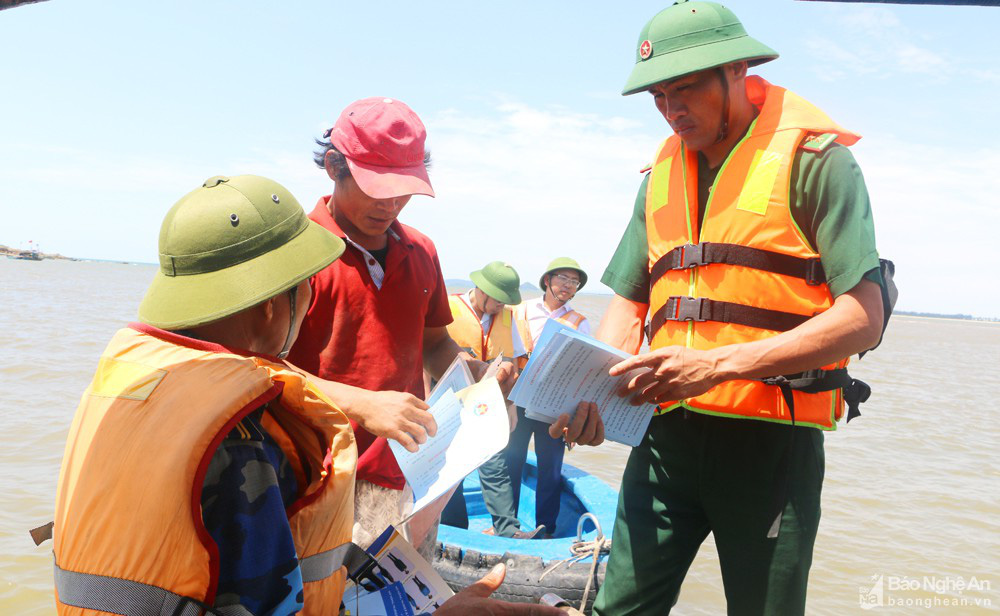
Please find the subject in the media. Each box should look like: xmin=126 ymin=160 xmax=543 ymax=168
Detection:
xmin=433 ymin=453 xmax=617 ymax=613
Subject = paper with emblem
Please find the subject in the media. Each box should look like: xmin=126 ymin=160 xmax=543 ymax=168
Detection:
xmin=390 ymin=375 xmax=510 ymax=514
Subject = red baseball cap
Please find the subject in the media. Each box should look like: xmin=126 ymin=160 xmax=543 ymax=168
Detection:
xmin=327 ymin=97 xmax=435 ymax=199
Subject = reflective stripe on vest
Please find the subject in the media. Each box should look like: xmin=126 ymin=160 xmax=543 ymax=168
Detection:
xmin=554 ymin=310 xmax=585 ymax=330
xmin=55 ymin=543 xmax=370 ymax=616
xmin=299 ymin=542 xmax=376 ymax=584
xmin=513 ymin=303 xmax=534 ymax=354
xmin=645 ymin=76 xmax=860 ymax=430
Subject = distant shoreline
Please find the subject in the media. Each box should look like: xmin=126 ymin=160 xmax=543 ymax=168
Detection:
xmin=1 ymin=245 xmax=158 ymax=266
xmin=895 ymin=313 xmax=999 ymax=325
xmin=0 ymin=244 xmax=75 ymax=261
xmin=7 ymin=256 xmax=997 ymax=322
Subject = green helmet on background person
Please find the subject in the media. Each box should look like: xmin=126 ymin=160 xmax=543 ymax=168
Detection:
xmin=470 ymin=261 xmax=522 ymax=305
xmin=622 ymin=0 xmax=778 ymax=96
xmin=139 ymin=175 xmax=345 ymax=330
xmin=539 ymin=257 xmax=588 ymax=292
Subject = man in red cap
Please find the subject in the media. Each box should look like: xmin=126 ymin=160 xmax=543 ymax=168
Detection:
xmin=289 ymin=97 xmax=605 ymax=558
xmin=286 ymin=97 xmax=465 ymax=557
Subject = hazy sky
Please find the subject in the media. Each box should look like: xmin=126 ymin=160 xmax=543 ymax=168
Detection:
xmin=2 ymin=1 xmax=998 ymax=316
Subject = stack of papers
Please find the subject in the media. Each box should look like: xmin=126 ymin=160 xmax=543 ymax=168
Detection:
xmin=509 ymin=320 xmax=654 ymax=447
xmin=425 ymin=355 xmax=475 ymax=407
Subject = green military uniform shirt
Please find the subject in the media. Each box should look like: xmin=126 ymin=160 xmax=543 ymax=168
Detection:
xmin=602 ymin=143 xmax=882 ymax=302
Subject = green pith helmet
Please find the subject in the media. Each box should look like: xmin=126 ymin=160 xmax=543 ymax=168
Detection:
xmin=470 ymin=261 xmax=522 ymax=305
xmin=622 ymin=0 xmax=778 ymax=96
xmin=539 ymin=257 xmax=588 ymax=292
xmin=139 ymin=175 xmax=345 ymax=330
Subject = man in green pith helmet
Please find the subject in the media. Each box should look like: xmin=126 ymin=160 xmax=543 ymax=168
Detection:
xmin=440 ymin=261 xmax=533 ymax=535
xmin=592 ymin=2 xmax=889 ymax=614
xmin=53 ymin=175 xmax=567 ymax=616
xmin=446 ymin=261 xmax=527 ymax=363
xmin=513 ymin=258 xmax=592 ymax=351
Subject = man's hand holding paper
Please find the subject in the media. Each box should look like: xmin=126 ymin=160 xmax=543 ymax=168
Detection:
xmin=548 ymin=401 xmax=605 ymax=447
xmin=468 ymin=355 xmax=518 ymax=399
xmin=390 ymin=373 xmax=512 ymax=515
xmin=304 ymin=374 xmax=437 ymax=454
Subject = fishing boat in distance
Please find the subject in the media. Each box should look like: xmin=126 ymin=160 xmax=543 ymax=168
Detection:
xmin=14 ymin=249 xmax=42 ymax=261
xmin=433 ymin=454 xmax=616 ymax=614
xmin=12 ymin=241 xmax=43 ymax=260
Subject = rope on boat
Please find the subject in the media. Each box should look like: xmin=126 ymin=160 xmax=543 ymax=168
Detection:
xmin=537 ymin=513 xmax=612 ymax=613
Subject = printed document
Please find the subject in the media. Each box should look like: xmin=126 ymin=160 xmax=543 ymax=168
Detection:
xmin=390 ymin=375 xmax=510 ymax=513
xmin=343 ymin=525 xmax=455 ymax=614
xmin=509 ymin=319 xmax=654 ymax=447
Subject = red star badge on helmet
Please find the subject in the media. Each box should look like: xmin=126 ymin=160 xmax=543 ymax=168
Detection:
xmin=639 ymin=39 xmax=653 ymax=60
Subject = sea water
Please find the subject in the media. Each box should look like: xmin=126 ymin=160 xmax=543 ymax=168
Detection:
xmin=1 ymin=258 xmax=997 ymax=614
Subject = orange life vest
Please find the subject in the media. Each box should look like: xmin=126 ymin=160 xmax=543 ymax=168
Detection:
xmin=646 ymin=76 xmax=861 ymax=430
xmin=53 ymin=324 xmax=357 ymax=615
xmin=513 ymin=301 xmax=586 ymax=356
xmin=447 ymin=293 xmax=516 ymax=361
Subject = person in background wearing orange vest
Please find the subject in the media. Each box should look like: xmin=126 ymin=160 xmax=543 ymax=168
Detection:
xmin=440 ymin=261 xmax=546 ymax=538
xmin=50 ymin=174 xmax=567 ymax=616
xmin=446 ymin=261 xmax=527 ymax=362
xmin=591 ymin=2 xmax=888 ymax=615
xmin=489 ymin=257 xmax=592 ymax=539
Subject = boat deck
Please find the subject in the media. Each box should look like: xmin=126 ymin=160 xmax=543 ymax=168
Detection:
xmin=438 ymin=453 xmax=617 ymax=562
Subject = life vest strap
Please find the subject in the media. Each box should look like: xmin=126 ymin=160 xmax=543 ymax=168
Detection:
xmin=650 ymin=296 xmax=811 ymax=338
xmin=761 ymin=368 xmax=871 ymax=422
xmin=650 ymin=242 xmax=826 ymax=287
xmin=54 ymin=560 xmax=208 ymax=616
xmin=299 ymin=541 xmax=380 ymax=585
xmin=760 ymin=368 xmax=870 ymax=539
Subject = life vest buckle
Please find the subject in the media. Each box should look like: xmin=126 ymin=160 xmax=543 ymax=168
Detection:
xmin=805 ymin=258 xmax=825 ymax=286
xmin=667 ymin=296 xmax=707 ymax=322
xmin=678 ymin=243 xmax=705 ymax=269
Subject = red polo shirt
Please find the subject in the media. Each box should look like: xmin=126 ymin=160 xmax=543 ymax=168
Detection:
xmin=287 ymin=196 xmax=452 ymax=489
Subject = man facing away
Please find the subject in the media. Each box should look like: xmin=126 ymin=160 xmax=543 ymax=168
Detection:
xmin=591 ymin=2 xmax=887 ymax=615
xmin=52 ymin=174 xmax=565 ymax=616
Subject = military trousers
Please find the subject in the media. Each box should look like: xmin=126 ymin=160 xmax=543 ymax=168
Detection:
xmin=478 ymin=407 xmax=567 ymax=536
xmin=477 ymin=450 xmax=522 ymax=537
xmin=592 ymin=409 xmax=825 ymax=616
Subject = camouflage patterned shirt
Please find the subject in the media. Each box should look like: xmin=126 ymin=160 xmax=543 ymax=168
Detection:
xmin=201 ymin=406 xmax=303 ymax=615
